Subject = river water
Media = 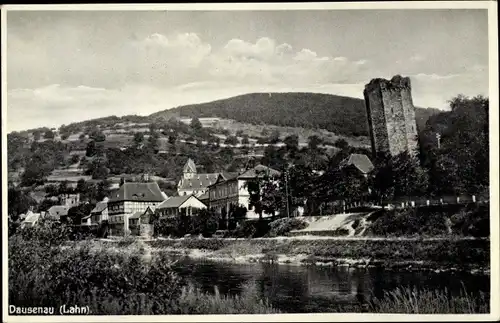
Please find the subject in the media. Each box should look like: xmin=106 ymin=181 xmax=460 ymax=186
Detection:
xmin=172 ymin=258 xmax=489 ymax=313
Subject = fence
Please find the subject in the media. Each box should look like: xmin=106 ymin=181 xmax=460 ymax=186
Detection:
xmin=341 ymin=194 xmax=488 ymax=213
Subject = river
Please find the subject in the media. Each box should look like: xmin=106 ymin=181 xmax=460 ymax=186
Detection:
xmin=172 ymin=258 xmax=489 ymax=313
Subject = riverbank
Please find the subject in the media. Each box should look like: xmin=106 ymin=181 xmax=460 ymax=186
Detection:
xmin=141 ymin=236 xmax=490 ymax=273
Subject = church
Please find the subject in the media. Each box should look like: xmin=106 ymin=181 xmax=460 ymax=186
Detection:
xmin=177 ymin=158 xmax=219 ymax=197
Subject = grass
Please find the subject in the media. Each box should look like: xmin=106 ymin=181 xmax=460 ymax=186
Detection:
xmin=177 ymin=282 xmax=280 ymax=314
xmin=369 ymin=284 xmax=489 ymax=314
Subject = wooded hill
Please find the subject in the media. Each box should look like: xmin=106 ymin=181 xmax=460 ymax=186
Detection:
xmin=150 ymin=92 xmax=441 ymax=137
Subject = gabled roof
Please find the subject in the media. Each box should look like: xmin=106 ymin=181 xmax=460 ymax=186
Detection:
xmin=183 ymin=158 xmax=197 ymax=173
xmin=91 ymin=201 xmax=108 ymax=214
xmin=221 ymin=171 xmax=239 ymax=181
xmin=340 ymin=153 xmax=374 ymax=174
xmin=238 ymin=164 xmax=281 ymax=179
xmin=156 ymin=195 xmax=204 ymax=209
xmin=23 ymin=211 xmax=41 ymax=223
xmin=178 ymin=173 xmax=219 ymax=191
xmin=198 ymin=191 xmax=209 ymax=201
xmin=129 ymin=206 xmax=154 ymax=219
xmin=109 ymin=182 xmax=166 ymax=202
xmin=129 ymin=211 xmax=143 ymax=220
xmin=47 ymin=205 xmax=70 ymax=217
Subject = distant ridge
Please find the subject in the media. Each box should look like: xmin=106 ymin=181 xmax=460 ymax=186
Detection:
xmin=150 ymin=92 xmax=441 ymax=137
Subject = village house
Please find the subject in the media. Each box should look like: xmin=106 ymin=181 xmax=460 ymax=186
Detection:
xmin=339 ymin=153 xmax=375 ymax=177
xmin=177 ymin=158 xmax=219 ymax=197
xmin=60 ymin=193 xmax=81 ymax=207
xmin=46 ymin=205 xmax=70 ymax=222
xmin=107 ymin=181 xmax=166 ymax=236
xmin=89 ymin=198 xmax=109 ymax=224
xmin=208 ymin=164 xmax=281 ymax=219
xmin=20 ymin=211 xmax=43 ymax=228
xmin=128 ymin=206 xmax=155 ymax=238
xmin=156 ymin=195 xmax=207 ymax=218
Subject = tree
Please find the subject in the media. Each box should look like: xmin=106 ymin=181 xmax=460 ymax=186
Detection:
xmin=58 ymin=180 xmax=70 ymax=195
xmin=224 ymin=136 xmax=239 ymax=146
xmin=190 ymin=117 xmax=203 ymax=132
xmin=68 ymin=203 xmax=95 ymax=225
xmin=133 ymin=132 xmax=144 ymax=147
xmin=8 ymin=188 xmax=37 ymax=219
xmin=193 ymin=209 xmax=219 ymax=237
xmin=308 ymin=135 xmax=323 ymax=151
xmin=148 ymin=126 xmax=160 ymax=152
xmin=334 ymin=138 xmax=349 ymax=150
xmin=44 ymin=130 xmax=55 ymax=139
xmin=241 ymin=135 xmax=250 ymax=145
xmin=69 ymin=154 xmax=80 ymax=165
xmin=261 ymin=145 xmax=286 ymax=170
xmin=89 ymin=129 xmax=106 ymax=142
xmin=207 ymin=135 xmax=220 ymax=147
xmin=284 ymin=135 xmax=299 ymax=160
xmin=76 ymin=179 xmax=87 ymax=193
xmin=33 ymin=131 xmax=41 ymax=141
xmin=370 ymin=152 xmax=395 ymax=207
xmin=268 ymin=130 xmax=281 ymax=144
xmin=20 ymin=155 xmax=52 ymax=187
xmin=420 ymin=94 xmax=489 ymax=195
xmin=247 ymin=169 xmax=286 ymax=219
xmin=86 ymin=140 xmax=98 ymax=157
xmin=391 ymin=152 xmax=429 ymax=198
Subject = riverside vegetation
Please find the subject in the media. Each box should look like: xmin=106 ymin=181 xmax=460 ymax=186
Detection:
xmin=8 ymin=221 xmax=489 ymax=314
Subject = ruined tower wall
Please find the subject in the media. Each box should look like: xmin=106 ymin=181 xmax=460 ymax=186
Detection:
xmin=400 ymin=85 xmax=419 ymax=154
xmin=364 ymin=75 xmax=418 ymax=157
xmin=381 ymin=87 xmax=409 ymax=157
xmin=363 ymin=87 xmax=389 ymax=156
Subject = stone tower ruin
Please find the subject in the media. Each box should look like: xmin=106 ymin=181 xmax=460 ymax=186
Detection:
xmin=363 ymin=75 xmax=419 ymax=158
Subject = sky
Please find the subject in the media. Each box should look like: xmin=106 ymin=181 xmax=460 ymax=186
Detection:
xmin=5 ymin=8 xmax=490 ymax=132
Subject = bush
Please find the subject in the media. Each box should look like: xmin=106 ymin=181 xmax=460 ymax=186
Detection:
xmin=450 ymin=205 xmax=489 ymax=237
xmin=231 ymin=221 xmax=257 ymax=238
xmin=368 ymin=204 xmax=490 ymax=237
xmin=267 ymin=218 xmax=308 ymax=237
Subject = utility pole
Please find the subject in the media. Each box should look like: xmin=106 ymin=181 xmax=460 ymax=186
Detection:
xmin=284 ymin=165 xmax=291 ymax=218
xmin=436 ymin=132 xmax=441 ymax=149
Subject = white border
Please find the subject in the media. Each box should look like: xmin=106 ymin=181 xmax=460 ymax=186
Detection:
xmin=2 ymin=1 xmax=499 ymax=322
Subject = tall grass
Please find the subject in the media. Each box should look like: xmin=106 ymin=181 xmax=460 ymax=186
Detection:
xmin=369 ymin=284 xmax=489 ymax=314
xmin=8 ymin=223 xmax=278 ymax=315
xmin=177 ymin=282 xmax=280 ymax=314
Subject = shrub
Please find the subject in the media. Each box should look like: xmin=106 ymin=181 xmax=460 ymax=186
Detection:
xmin=231 ymin=221 xmax=257 ymax=238
xmin=267 ymin=218 xmax=308 ymax=237
xmin=369 ymin=285 xmax=489 ymax=314
xmin=450 ymin=205 xmax=489 ymax=237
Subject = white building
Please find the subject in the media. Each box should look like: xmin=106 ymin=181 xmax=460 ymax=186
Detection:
xmin=156 ymin=195 xmax=207 ymax=218
xmin=208 ymin=164 xmax=281 ymax=219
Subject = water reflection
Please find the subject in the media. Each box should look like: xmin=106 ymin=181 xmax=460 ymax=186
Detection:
xmin=173 ymin=259 xmax=489 ymax=313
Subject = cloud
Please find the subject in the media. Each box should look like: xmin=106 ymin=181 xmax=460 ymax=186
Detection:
xmin=206 ymin=37 xmax=371 ymax=86
xmin=7 ymin=30 xmax=489 ymax=131
xmin=409 ymin=68 xmax=488 ymax=109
